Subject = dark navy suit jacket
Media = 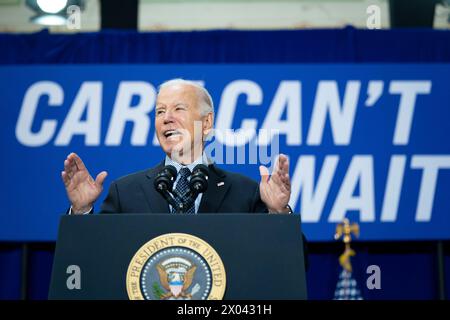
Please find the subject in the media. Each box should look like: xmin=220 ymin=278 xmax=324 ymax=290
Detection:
xmin=100 ymin=162 xmax=268 ymax=214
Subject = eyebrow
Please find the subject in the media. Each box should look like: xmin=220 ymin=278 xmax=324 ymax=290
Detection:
xmin=156 ymin=102 xmax=189 ymax=108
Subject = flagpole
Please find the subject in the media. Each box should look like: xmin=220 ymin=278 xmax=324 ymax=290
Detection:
xmin=436 ymin=240 xmax=446 ymax=300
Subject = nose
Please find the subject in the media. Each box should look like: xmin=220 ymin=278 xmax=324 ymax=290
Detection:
xmin=163 ymin=109 xmax=175 ymax=124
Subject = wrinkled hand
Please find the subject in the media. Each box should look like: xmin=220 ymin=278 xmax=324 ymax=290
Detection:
xmin=259 ymin=154 xmax=291 ymax=213
xmin=61 ymin=153 xmax=107 ymax=214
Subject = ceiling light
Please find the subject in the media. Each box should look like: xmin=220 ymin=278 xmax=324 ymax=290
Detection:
xmin=31 ymin=14 xmax=67 ymax=26
xmin=36 ymin=0 xmax=68 ymax=14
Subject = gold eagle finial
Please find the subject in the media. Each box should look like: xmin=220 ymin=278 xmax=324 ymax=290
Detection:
xmin=334 ymin=218 xmax=360 ymax=272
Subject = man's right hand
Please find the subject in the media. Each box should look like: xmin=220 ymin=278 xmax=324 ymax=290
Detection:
xmin=61 ymin=153 xmax=108 ymax=214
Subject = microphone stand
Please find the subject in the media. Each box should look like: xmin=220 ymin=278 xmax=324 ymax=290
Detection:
xmin=156 ymin=184 xmax=181 ymax=213
xmin=171 ymin=189 xmax=198 ymax=214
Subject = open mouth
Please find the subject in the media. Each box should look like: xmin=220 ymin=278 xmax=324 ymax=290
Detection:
xmin=163 ymin=129 xmax=182 ymax=138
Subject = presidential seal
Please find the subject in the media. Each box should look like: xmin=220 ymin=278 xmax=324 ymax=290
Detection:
xmin=126 ymin=233 xmax=226 ymax=300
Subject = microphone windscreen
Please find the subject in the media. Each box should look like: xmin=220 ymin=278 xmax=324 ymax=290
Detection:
xmin=192 ymin=164 xmax=208 ymax=176
xmin=164 ymin=165 xmax=177 ymax=178
xmin=154 ymin=165 xmax=178 ymax=191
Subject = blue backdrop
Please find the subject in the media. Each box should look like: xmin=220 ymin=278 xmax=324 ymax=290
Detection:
xmin=1 ymin=64 xmax=450 ymax=241
xmin=1 ymin=27 xmax=450 ymax=300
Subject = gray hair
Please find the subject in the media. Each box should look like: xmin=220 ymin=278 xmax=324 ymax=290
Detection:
xmin=158 ymin=78 xmax=214 ymax=119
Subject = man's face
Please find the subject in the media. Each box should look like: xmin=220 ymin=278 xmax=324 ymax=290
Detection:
xmin=155 ymin=84 xmax=212 ymax=160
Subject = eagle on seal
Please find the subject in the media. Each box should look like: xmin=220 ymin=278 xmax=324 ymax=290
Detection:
xmin=157 ymin=264 xmax=197 ymax=299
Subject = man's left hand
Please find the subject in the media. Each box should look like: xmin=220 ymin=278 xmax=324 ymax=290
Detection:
xmin=259 ymin=154 xmax=291 ymax=213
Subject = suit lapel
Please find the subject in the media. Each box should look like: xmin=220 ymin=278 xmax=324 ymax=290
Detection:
xmin=141 ymin=161 xmax=170 ymax=214
xmin=198 ymin=164 xmax=231 ymax=213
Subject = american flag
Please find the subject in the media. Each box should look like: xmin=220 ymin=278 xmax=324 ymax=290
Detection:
xmin=333 ymin=269 xmax=363 ymax=300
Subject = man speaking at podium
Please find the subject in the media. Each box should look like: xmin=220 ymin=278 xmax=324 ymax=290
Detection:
xmin=61 ymin=79 xmax=293 ymax=216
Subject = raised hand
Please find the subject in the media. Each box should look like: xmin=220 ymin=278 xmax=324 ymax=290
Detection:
xmin=61 ymin=153 xmax=107 ymax=214
xmin=259 ymin=154 xmax=291 ymax=213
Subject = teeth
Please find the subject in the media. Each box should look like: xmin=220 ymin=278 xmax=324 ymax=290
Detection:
xmin=164 ymin=130 xmax=179 ymax=137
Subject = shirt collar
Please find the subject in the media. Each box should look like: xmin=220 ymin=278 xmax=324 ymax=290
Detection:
xmin=164 ymin=152 xmax=210 ymax=173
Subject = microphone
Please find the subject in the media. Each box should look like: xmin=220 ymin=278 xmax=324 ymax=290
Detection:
xmin=154 ymin=165 xmax=179 ymax=210
xmin=189 ymin=164 xmax=209 ymax=195
xmin=154 ymin=164 xmax=208 ymax=214
xmin=154 ymin=165 xmax=177 ymax=192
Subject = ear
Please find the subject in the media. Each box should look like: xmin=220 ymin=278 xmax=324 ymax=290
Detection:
xmin=202 ymin=112 xmax=213 ymax=136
